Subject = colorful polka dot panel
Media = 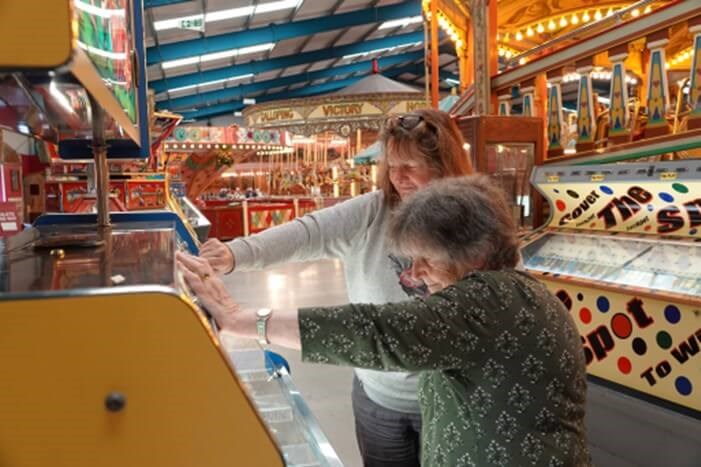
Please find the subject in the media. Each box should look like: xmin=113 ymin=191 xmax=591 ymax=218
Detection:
xmin=543 ymin=181 xmax=700 ymax=238
xmin=544 ymin=280 xmax=701 ymax=413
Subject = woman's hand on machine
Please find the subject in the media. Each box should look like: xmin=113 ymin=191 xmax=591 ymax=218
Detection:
xmin=200 ymin=239 xmax=236 ymax=274
xmin=176 ymin=251 xmax=240 ymax=329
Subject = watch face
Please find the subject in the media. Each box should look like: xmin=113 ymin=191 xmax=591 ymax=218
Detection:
xmin=257 ymin=308 xmax=272 ymax=318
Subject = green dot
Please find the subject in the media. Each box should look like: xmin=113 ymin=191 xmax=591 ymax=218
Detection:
xmin=657 ymin=331 xmax=673 ymax=349
xmin=672 ymin=183 xmax=689 ymax=194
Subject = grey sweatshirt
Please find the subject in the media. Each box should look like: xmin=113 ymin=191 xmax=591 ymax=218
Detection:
xmin=228 ymin=190 xmax=422 ymax=413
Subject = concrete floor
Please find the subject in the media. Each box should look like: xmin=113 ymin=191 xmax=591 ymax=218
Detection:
xmin=222 ymin=259 xmax=362 ymax=467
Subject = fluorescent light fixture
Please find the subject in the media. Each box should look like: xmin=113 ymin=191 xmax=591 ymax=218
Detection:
xmin=379 ymin=15 xmax=423 ymax=29
xmin=445 ymin=78 xmax=460 ymax=86
xmin=74 ymin=0 xmax=125 ymax=18
xmin=234 ymin=111 xmax=243 ymax=116
xmin=242 ymin=98 xmax=256 ymax=105
xmin=342 ymin=41 xmax=422 ymax=60
xmin=162 ymin=43 xmax=275 ymax=70
xmin=168 ymin=73 xmax=254 ymax=94
xmin=154 ymin=0 xmax=301 ymax=31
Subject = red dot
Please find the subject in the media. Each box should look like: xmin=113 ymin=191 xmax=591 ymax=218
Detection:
xmin=589 ymin=222 xmax=596 ymax=228
xmin=611 ymin=313 xmax=632 ymax=339
xmin=556 ymin=200 xmax=566 ymax=212
xmin=644 ymin=225 xmax=652 ymax=231
xmin=579 ymin=307 xmax=592 ymax=324
xmin=617 ymin=357 xmax=632 ymax=374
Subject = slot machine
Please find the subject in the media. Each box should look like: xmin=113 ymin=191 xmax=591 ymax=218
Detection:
xmin=522 ymin=160 xmax=701 ymax=467
xmin=0 ymin=211 xmax=342 ymax=467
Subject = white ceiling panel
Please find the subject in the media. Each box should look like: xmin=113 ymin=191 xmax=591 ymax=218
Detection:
xmin=268 ymin=38 xmax=304 ymax=58
xmin=279 ymin=64 xmax=308 ymax=77
xmin=254 ymin=70 xmax=281 ymax=82
xmin=300 ymin=30 xmax=344 ymax=52
xmin=156 ymin=29 xmax=202 ymax=46
xmin=294 ymin=0 xmax=339 ymax=20
xmin=306 ymin=59 xmax=335 ymax=72
xmin=332 ymin=24 xmax=375 ymax=46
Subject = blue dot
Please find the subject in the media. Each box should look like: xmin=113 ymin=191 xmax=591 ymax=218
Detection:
xmin=675 ymin=376 xmax=693 ymax=396
xmin=647 ymin=204 xmax=655 ymax=212
xmin=659 ymin=192 xmax=674 ymax=203
xmin=600 ymin=186 xmax=614 ymax=195
xmin=664 ymin=305 xmax=681 ymax=324
xmin=596 ymin=296 xmax=610 ymax=313
xmin=553 ymin=189 xmax=560 ymax=194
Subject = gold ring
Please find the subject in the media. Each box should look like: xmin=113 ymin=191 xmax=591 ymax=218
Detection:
xmin=201 ymin=273 xmax=211 ymax=281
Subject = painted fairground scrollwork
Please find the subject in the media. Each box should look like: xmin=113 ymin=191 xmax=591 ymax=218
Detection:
xmin=243 ymin=92 xmax=428 ymax=137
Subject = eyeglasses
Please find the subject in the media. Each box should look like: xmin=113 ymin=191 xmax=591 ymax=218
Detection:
xmin=396 ymin=114 xmax=424 ymax=130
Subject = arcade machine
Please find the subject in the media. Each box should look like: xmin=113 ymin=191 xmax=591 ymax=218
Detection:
xmin=0 ymin=2 xmax=341 ymax=466
xmin=521 ymin=160 xmax=701 ymax=467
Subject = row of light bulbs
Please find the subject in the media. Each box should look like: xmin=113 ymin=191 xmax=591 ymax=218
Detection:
xmin=559 ymin=71 xmax=639 ymax=85
xmin=501 ymin=5 xmax=653 ymax=43
xmin=164 ymin=143 xmax=286 ymax=151
xmin=421 ymin=0 xmax=464 ymax=49
xmin=667 ymin=47 xmax=695 ymax=69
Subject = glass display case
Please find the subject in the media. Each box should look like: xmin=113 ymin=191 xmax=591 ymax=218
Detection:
xmin=522 ymin=232 xmax=701 ymax=296
xmin=522 ymin=160 xmax=701 ymax=417
xmin=225 ymin=345 xmax=343 ymax=467
xmin=456 ymin=116 xmax=544 ymax=229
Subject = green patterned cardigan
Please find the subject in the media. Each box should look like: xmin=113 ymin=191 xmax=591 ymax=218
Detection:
xmin=299 ymin=270 xmax=592 ymax=467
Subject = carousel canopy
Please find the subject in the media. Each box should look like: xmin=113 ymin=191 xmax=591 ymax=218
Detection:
xmin=334 ymin=73 xmax=422 ymax=96
xmin=241 ymin=70 xmax=429 ymax=137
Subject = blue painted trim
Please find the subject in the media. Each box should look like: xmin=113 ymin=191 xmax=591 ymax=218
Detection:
xmin=145 ymin=0 xmax=190 ymax=7
xmin=182 ymin=63 xmax=424 ymax=120
xmin=33 ymin=212 xmax=199 ymax=254
xmin=150 ymin=31 xmax=424 ymax=93
xmin=166 ymin=51 xmax=424 ymax=110
xmin=147 ymin=1 xmax=421 ymax=65
xmin=133 ymin=0 xmax=151 ymax=158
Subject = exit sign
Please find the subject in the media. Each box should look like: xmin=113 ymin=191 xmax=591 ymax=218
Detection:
xmin=179 ymin=16 xmax=204 ymax=31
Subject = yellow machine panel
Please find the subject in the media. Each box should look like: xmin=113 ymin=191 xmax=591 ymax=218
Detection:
xmin=0 ymin=1 xmax=73 ymax=69
xmin=0 ymin=291 xmax=283 ymax=467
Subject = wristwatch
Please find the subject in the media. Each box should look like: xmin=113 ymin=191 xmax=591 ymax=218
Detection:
xmin=256 ymin=308 xmax=273 ymax=345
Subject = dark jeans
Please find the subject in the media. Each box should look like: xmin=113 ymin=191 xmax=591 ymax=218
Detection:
xmin=351 ymin=376 xmax=422 ymax=467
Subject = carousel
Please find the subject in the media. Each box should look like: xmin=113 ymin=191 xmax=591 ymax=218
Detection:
xmin=242 ymin=66 xmax=428 ymax=197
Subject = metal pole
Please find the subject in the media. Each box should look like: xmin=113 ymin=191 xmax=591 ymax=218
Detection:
xmin=89 ymin=94 xmax=111 ymax=228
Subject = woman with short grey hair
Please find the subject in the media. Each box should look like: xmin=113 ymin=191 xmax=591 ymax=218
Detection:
xmin=178 ymin=175 xmax=592 ymax=467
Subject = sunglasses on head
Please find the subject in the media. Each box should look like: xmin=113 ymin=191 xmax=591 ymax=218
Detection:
xmin=396 ymin=114 xmax=424 ymax=130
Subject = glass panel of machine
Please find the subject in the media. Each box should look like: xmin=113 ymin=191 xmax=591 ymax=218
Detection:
xmin=522 ymin=232 xmax=701 ymax=296
xmin=226 ymin=347 xmax=337 ymax=467
xmin=0 ymin=222 xmax=177 ymax=293
xmin=75 ymin=0 xmax=137 ymax=123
